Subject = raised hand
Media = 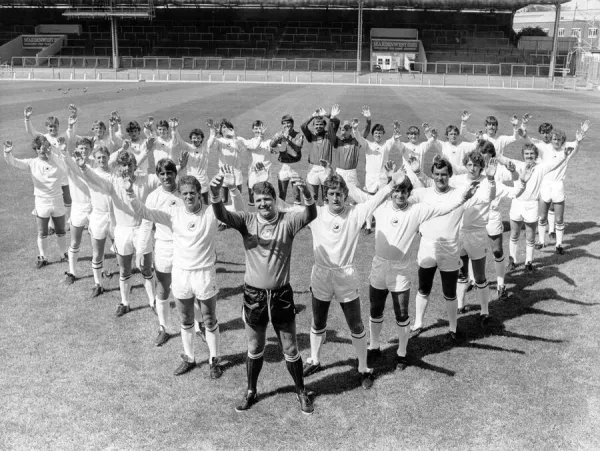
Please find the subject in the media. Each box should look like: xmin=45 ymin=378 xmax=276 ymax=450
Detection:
xmin=146 ymin=137 xmax=155 ymax=152
xmin=486 ymin=157 xmax=498 ymax=178
xmin=393 ymin=120 xmax=401 ymax=132
xmin=251 ymin=161 xmax=266 ymax=172
xmin=522 ymin=113 xmax=532 ymax=124
xmin=580 ymin=119 xmax=591 ymax=134
xmin=220 ymin=164 xmax=236 ymax=188
xmin=178 ymin=150 xmax=189 ymax=169
xmin=506 ymin=160 xmax=517 ymax=173
xmin=361 ymin=105 xmax=371 ymax=118
xmin=576 ymin=129 xmax=584 ymax=143
xmin=351 ymin=118 xmax=360 ymax=130
xmin=209 ymin=174 xmax=224 ymax=197
xmin=68 ymin=114 xmax=77 ymax=127
xmin=475 ymin=130 xmax=484 ymax=141
xmin=169 ymin=117 xmax=179 ymax=129
xmin=520 ymin=162 xmax=535 ymax=183
xmin=510 ymin=115 xmax=519 ymax=127
xmin=517 ymin=128 xmax=527 ymax=138
xmin=430 ymin=128 xmax=438 ymax=139
xmin=330 ymin=104 xmax=340 ymax=118
xmin=3 ymin=140 xmax=13 ymax=153
xmin=317 ymin=108 xmax=327 ymax=117
xmin=68 ymin=104 xmax=78 ymax=114
xmin=463 ymin=180 xmax=480 ymax=200
xmin=421 ymin=123 xmax=430 ymax=134
xmin=258 ymin=124 xmax=268 ymax=136
xmin=291 ymin=177 xmax=311 ymax=198
xmin=384 ymin=160 xmax=397 ymax=178
xmin=122 ymin=140 xmax=131 ymax=151
xmin=461 ymin=110 xmax=471 ymax=122
xmin=206 ymin=117 xmax=214 ymax=129
xmin=73 ymin=149 xmax=86 ymax=167
xmin=408 ymin=156 xmax=421 ymax=173
xmin=24 ymin=106 xmax=33 ymax=119
xmin=143 ymin=116 xmax=155 ymax=130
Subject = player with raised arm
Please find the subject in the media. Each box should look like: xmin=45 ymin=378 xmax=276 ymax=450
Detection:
xmin=74 ymin=148 xmax=159 ymax=317
xmin=4 ymin=137 xmax=68 ymax=267
xmin=409 ymin=156 xmax=496 ymax=341
xmin=24 ymin=104 xmax=76 ymax=230
xmin=329 ymin=108 xmax=362 ymax=189
xmin=505 ymin=137 xmax=579 ymax=272
xmin=270 ymin=114 xmax=304 ymax=204
xmin=440 ymin=124 xmax=477 ymax=173
xmin=534 ymin=122 xmax=590 ymax=254
xmin=129 ymin=174 xmax=234 ymax=378
xmin=211 ymin=168 xmax=317 ymax=415
xmin=367 ymin=166 xmax=479 ymax=370
xmin=302 ymin=162 xmax=402 ymax=390
xmin=300 ymin=105 xmax=341 ymax=203
xmin=238 ymin=120 xmax=274 ymax=206
xmin=460 ymin=110 xmax=521 ymax=156
xmin=210 ymin=118 xmax=247 ymax=203
xmin=134 ymin=158 xmax=183 ymax=347
xmin=116 ymin=120 xmax=154 ymax=176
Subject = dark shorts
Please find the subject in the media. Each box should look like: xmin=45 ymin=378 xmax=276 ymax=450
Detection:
xmin=243 ymin=283 xmax=296 ymax=328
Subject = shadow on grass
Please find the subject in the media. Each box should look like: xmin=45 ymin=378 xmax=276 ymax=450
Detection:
xmin=216 ymin=267 xmax=244 ymax=274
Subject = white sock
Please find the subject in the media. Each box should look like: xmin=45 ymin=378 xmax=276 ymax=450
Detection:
xmin=92 ymin=260 xmax=103 ymax=285
xmin=556 ymin=222 xmax=565 ymax=246
xmin=476 ymin=281 xmax=490 ymax=315
xmin=396 ymin=318 xmax=410 ymax=357
xmin=143 ymin=273 xmax=156 ymax=306
xmin=205 ymin=323 xmax=221 ymax=361
xmin=56 ymin=233 xmax=68 ymax=256
xmin=181 ymin=325 xmax=194 ymax=361
xmin=351 ymin=330 xmax=369 ymax=373
xmin=494 ymin=256 xmax=505 ymax=287
xmin=309 ymin=326 xmax=326 ymax=364
xmin=369 ymin=317 xmax=384 ymax=350
xmin=538 ymin=222 xmax=547 ymax=245
xmin=446 ymin=297 xmax=458 ymax=332
xmin=412 ymin=292 xmax=430 ymax=330
xmin=548 ymin=210 xmax=556 ymax=233
xmin=119 ymin=276 xmax=132 ymax=306
xmin=156 ymin=297 xmax=170 ymax=330
xmin=37 ymin=236 xmax=48 ymax=258
xmin=526 ymin=241 xmax=534 ymax=263
xmin=68 ymin=245 xmax=79 ymax=276
xmin=457 ymin=279 xmax=468 ymax=309
xmin=509 ymin=239 xmax=518 ymax=262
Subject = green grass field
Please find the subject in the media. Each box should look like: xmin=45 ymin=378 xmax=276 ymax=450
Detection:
xmin=1 ymin=81 xmax=599 ymax=450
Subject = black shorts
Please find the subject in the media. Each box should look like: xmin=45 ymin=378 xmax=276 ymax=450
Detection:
xmin=242 ymin=283 xmax=296 ymax=328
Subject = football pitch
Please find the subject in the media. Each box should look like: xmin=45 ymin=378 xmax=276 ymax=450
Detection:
xmin=1 ymin=81 xmax=599 ymax=450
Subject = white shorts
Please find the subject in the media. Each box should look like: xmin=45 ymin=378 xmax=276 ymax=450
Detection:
xmin=510 ymin=199 xmax=539 ymax=224
xmin=486 ymin=209 xmax=504 ymax=236
xmin=364 ymin=172 xmax=387 ymax=194
xmin=417 ymin=236 xmax=461 ymax=272
xmin=154 ymin=239 xmax=173 ymax=273
xmin=34 ymin=195 xmax=66 ymax=219
xmin=306 ymin=164 xmax=328 ymax=186
xmin=540 ymin=180 xmax=565 ymax=203
xmin=172 ymin=266 xmax=218 ymax=300
xmin=279 ymin=164 xmax=300 ymax=181
xmin=369 ymin=256 xmax=411 ymax=293
xmin=459 ymin=228 xmax=488 ymax=261
xmin=70 ymin=203 xmax=92 ymax=228
xmin=335 ymin=168 xmax=359 ymax=188
xmin=310 ymin=264 xmax=359 ymax=303
xmin=88 ymin=210 xmax=112 ymax=240
xmin=114 ymin=225 xmax=153 ymax=256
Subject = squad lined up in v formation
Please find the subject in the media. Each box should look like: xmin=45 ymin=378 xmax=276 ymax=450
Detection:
xmin=3 ymin=102 xmax=591 ymax=416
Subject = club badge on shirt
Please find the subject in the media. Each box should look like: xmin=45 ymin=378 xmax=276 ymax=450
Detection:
xmin=169 ymin=200 xmax=177 ymax=207
xmin=391 ymin=217 xmax=400 ymax=227
xmin=260 ymin=226 xmax=274 ymax=240
xmin=332 ymin=223 xmax=341 ymax=233
xmin=187 ymin=222 xmax=196 ymax=231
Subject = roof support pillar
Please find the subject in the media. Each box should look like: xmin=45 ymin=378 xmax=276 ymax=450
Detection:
xmin=549 ymin=2 xmax=561 ymax=79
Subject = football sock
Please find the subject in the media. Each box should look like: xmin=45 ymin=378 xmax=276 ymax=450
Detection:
xmin=445 ymin=297 xmax=458 ymax=333
xmin=509 ymin=238 xmax=518 ymax=262
xmin=548 ymin=210 xmax=556 ymax=233
xmin=457 ymin=279 xmax=468 ymax=309
xmin=56 ymin=233 xmax=68 ymax=256
xmin=538 ymin=221 xmax=547 ymax=245
xmin=68 ymin=244 xmax=79 ymax=276
xmin=143 ymin=272 xmax=156 ymax=306
xmin=556 ymin=222 xmax=565 ymax=246
xmin=396 ymin=318 xmax=410 ymax=358
xmin=91 ymin=259 xmax=103 ymax=285
xmin=309 ymin=326 xmax=326 ymax=364
xmin=494 ymin=256 xmax=505 ymax=287
xmin=476 ymin=281 xmax=490 ymax=315
xmin=181 ymin=324 xmax=194 ymax=361
xmin=205 ymin=322 xmax=220 ymax=361
xmin=119 ymin=274 xmax=132 ymax=306
xmin=526 ymin=240 xmax=534 ymax=263
xmin=37 ymin=236 xmax=48 ymax=258
xmin=351 ymin=329 xmax=369 ymax=373
xmin=247 ymin=351 xmax=264 ymax=393
xmin=412 ymin=292 xmax=430 ymax=330
xmin=284 ymin=353 xmax=305 ymax=392
xmin=156 ymin=297 xmax=170 ymax=330
xmin=369 ymin=316 xmax=384 ymax=350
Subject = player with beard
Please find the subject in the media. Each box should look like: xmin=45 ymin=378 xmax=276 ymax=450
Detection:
xmin=211 ymin=167 xmax=317 ymax=415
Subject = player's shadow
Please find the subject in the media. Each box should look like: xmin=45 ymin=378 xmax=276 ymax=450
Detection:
xmin=216 ymin=267 xmax=244 ymax=274
xmin=216 ymin=259 xmax=245 ymax=266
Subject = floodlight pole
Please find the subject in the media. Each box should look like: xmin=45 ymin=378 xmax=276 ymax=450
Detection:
xmin=549 ymin=3 xmax=561 ymax=80
xmin=357 ymin=0 xmax=363 ymax=76
xmin=111 ymin=16 xmax=120 ymax=70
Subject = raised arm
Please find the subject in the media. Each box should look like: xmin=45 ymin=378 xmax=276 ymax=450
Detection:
xmin=417 ymin=181 xmax=479 ymax=221
xmin=300 ymin=114 xmax=316 ymax=142
xmin=459 ymin=110 xmax=477 ymax=141
xmin=74 ymin=154 xmax=113 ymax=192
xmin=209 ymin=173 xmax=248 ymax=232
xmin=24 ymin=106 xmax=43 ymax=137
xmin=361 ymin=105 xmax=372 ymax=139
xmin=3 ymin=141 xmax=31 ymax=171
